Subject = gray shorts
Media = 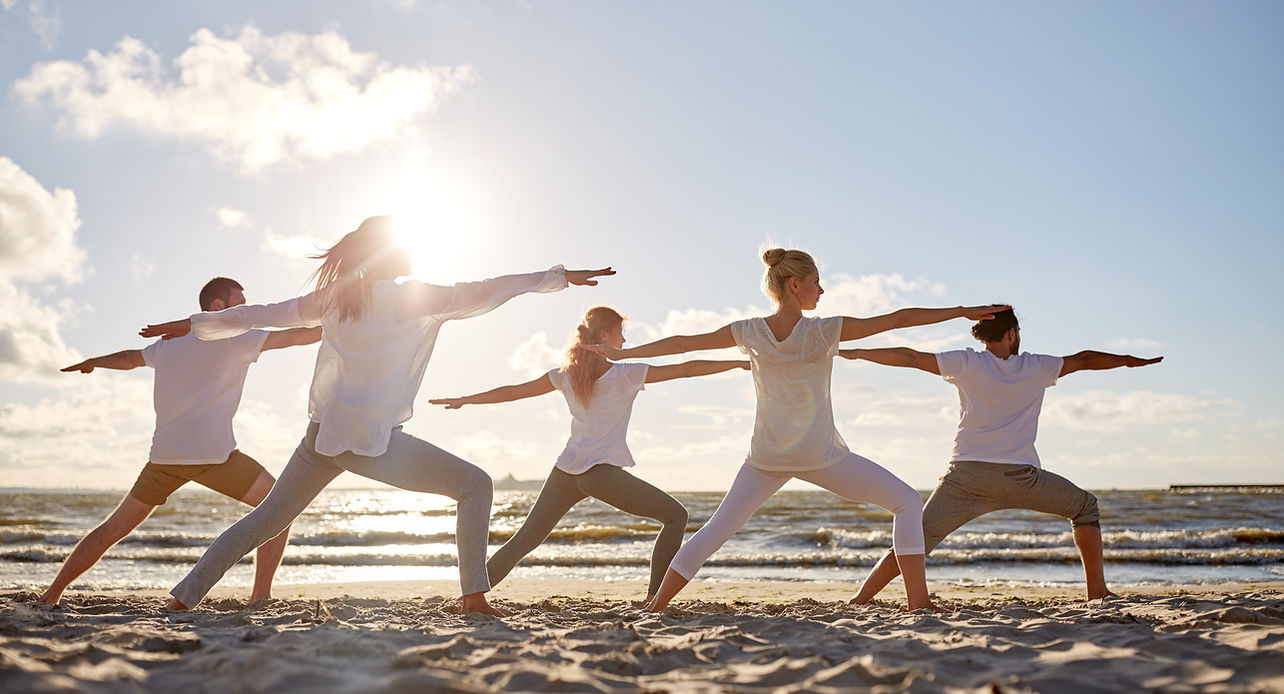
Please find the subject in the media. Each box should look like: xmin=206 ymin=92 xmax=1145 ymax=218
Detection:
xmin=921 ymin=460 xmax=1100 ymax=554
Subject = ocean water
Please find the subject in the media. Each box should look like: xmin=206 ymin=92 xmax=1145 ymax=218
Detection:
xmin=2 ymin=487 xmax=1281 ymax=594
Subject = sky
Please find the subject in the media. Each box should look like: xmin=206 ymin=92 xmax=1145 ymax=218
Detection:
xmin=0 ymin=1 xmax=1280 ymax=492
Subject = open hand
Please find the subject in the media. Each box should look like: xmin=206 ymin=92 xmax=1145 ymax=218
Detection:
xmin=61 ymin=360 xmax=95 ymax=374
xmin=428 ymin=398 xmax=467 ymax=410
xmin=140 ymin=319 xmax=192 ymax=340
xmin=963 ymin=304 xmax=1012 ymax=321
xmin=565 ymin=267 xmax=616 ymax=287
xmin=1125 ymin=356 xmax=1163 ymax=367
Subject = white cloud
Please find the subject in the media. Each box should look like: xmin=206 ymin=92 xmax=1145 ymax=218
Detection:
xmin=1042 ymin=390 xmax=1237 ymax=432
xmin=27 ymin=0 xmax=60 ymax=49
xmin=128 ymin=251 xmax=155 ymax=282
xmin=673 ymin=405 xmax=753 ymax=429
xmin=211 ymin=207 xmax=326 ymax=261
xmin=216 ymin=206 xmax=251 ymax=229
xmin=0 ymin=157 xmax=86 ymax=380
xmin=507 ymin=331 xmax=563 ymax=377
xmin=0 ymin=157 xmax=85 ymax=283
xmin=1 ymin=0 xmax=61 ymax=49
xmin=444 ymin=429 xmax=543 ymax=468
xmin=0 ymin=374 xmax=154 ymax=488
xmin=1106 ymin=337 xmax=1164 ymax=353
xmin=261 ymin=231 xmax=324 ymax=260
xmin=15 ymin=26 xmax=474 ymax=173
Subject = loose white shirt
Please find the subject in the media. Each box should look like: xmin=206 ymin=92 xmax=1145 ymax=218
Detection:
xmin=547 ymin=362 xmax=649 ymax=474
xmin=730 ymin=316 xmax=849 ymax=472
xmin=190 ymin=268 xmax=568 ymax=457
xmin=141 ymin=331 xmax=269 ymax=465
xmin=936 ymin=348 xmax=1064 ymax=468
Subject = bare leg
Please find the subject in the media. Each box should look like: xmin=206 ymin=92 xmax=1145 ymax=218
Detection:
xmin=237 ymin=471 xmax=292 ymax=602
xmin=893 ymin=553 xmax=942 ymax=612
xmin=850 ymin=549 xmax=902 ymax=604
xmin=1073 ymin=525 xmax=1113 ymax=600
xmin=41 ymin=495 xmax=155 ymax=604
xmin=647 ymin=569 xmax=690 ymax=612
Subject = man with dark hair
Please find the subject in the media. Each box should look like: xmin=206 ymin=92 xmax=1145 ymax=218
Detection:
xmin=841 ymin=308 xmax=1162 ymax=602
xmin=198 ymin=276 xmax=244 ymax=312
xmin=40 ymin=278 xmax=321 ymax=605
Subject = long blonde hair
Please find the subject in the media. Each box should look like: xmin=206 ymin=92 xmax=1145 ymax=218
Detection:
xmin=562 ymin=306 xmax=625 ymax=407
xmin=309 ymin=216 xmax=401 ymax=322
xmin=761 ymin=248 xmax=818 ymax=304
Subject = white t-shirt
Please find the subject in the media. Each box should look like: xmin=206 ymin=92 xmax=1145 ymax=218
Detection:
xmin=190 ymin=268 xmax=567 ymax=457
xmin=936 ymin=348 xmax=1064 ymax=468
xmin=547 ymin=362 xmax=649 ymax=474
xmin=730 ymin=316 xmax=849 ymax=472
xmin=141 ymin=331 xmax=269 ymax=465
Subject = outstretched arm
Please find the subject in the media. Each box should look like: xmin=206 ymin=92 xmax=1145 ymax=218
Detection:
xmin=142 ymin=294 xmax=323 ymax=341
xmin=62 ymin=350 xmax=146 ymax=373
xmin=429 ymin=374 xmax=555 ymax=409
xmin=840 ymin=304 xmax=1009 ymax=342
xmin=839 ymin=347 xmax=940 ymax=375
xmin=261 ymin=327 xmax=323 ymax=352
xmin=645 ymin=359 xmax=750 ymax=384
xmin=587 ymin=324 xmax=737 ymax=361
xmin=401 ymin=267 xmax=615 ymax=321
xmin=1060 ymin=351 xmax=1163 ymax=377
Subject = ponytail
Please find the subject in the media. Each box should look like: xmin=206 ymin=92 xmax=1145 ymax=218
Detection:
xmin=562 ymin=306 xmax=625 ymax=407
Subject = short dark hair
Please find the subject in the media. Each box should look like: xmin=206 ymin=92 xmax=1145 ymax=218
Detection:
xmin=971 ymin=307 xmax=1018 ymax=343
xmin=199 ymin=277 xmax=244 ymax=311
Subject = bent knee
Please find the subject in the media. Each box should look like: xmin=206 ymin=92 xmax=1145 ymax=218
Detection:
xmin=1070 ymin=492 xmax=1100 ymax=528
xmin=661 ymin=503 xmax=689 ymax=528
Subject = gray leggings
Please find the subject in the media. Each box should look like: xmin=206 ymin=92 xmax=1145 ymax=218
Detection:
xmin=171 ymin=422 xmax=493 ymax=607
xmin=921 ymin=460 xmax=1101 ymax=553
xmin=486 ymin=465 xmax=688 ymax=596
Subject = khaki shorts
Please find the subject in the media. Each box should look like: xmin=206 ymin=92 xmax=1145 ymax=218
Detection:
xmin=921 ymin=460 xmax=1100 ymax=554
xmin=128 ymin=449 xmax=267 ymax=506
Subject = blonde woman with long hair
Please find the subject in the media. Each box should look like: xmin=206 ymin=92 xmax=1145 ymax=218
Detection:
xmin=430 ymin=306 xmax=748 ymax=601
xmin=141 ymin=216 xmax=613 ymax=616
xmin=588 ymin=248 xmax=1007 ymax=612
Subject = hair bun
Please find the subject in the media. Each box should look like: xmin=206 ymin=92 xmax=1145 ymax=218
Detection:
xmin=762 ymin=248 xmax=787 ymax=267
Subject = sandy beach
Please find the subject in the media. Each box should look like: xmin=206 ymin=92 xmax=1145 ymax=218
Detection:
xmin=3 ymin=580 xmax=1282 ymax=693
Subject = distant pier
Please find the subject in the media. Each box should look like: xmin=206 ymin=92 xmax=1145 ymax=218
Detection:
xmin=1170 ymin=484 xmax=1284 ymax=491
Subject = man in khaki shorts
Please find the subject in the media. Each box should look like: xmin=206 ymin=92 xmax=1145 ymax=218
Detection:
xmin=839 ymin=308 xmax=1162 ymax=602
xmin=40 ymin=277 xmax=321 ymax=605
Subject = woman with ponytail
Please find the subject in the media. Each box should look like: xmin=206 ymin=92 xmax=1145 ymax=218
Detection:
xmin=429 ymin=306 xmax=748 ymax=601
xmin=141 ymin=216 xmax=613 ymax=616
xmin=588 ymin=248 xmax=1007 ymax=612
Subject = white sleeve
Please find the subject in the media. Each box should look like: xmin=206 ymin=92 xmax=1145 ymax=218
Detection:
xmin=936 ymin=350 xmax=967 ymax=382
xmin=190 ymin=294 xmax=322 ymax=340
xmin=414 ymin=267 xmax=567 ymax=321
xmin=728 ymin=319 xmax=751 ymax=355
xmin=822 ymin=316 xmax=843 ymax=357
xmin=1042 ymin=355 xmax=1064 ymax=387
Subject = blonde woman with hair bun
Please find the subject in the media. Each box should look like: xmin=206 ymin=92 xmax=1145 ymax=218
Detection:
xmin=431 ymin=306 xmax=749 ymax=602
xmin=588 ymin=248 xmax=1008 ymax=613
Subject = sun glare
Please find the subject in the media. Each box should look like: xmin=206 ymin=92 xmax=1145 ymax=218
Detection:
xmin=385 ymin=147 xmax=476 ymax=284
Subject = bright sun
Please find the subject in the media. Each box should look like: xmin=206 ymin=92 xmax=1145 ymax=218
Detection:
xmin=384 ymin=147 xmax=475 ymax=283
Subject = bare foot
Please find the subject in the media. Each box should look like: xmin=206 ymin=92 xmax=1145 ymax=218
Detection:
xmin=38 ymin=591 xmax=59 ymax=605
xmin=848 ymin=595 xmax=871 ymax=605
xmin=1087 ymin=589 xmax=1119 ymax=602
xmin=166 ymin=598 xmax=190 ymax=611
xmin=460 ymin=593 xmax=507 ymax=618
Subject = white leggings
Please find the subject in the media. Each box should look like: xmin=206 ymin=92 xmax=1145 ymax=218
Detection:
xmin=668 ymin=453 xmax=925 ymax=580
